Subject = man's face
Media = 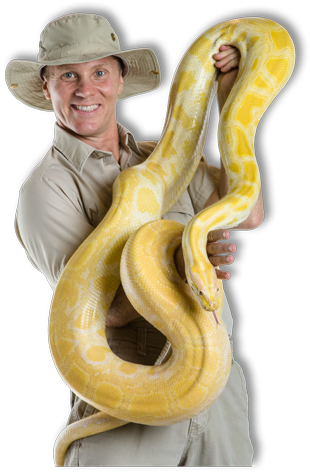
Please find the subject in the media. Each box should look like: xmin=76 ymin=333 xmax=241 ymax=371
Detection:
xmin=42 ymin=57 xmax=123 ymax=143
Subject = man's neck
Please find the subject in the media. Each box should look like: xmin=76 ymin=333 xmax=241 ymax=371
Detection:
xmin=58 ymin=121 xmax=121 ymax=163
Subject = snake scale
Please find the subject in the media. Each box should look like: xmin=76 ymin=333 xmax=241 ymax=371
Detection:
xmin=48 ymin=18 xmax=295 ymax=465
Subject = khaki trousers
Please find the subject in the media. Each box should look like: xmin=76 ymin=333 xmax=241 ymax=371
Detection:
xmin=65 ymin=318 xmax=253 ymax=466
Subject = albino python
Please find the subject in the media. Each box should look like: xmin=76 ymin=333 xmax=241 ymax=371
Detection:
xmin=49 ymin=18 xmax=295 ymax=465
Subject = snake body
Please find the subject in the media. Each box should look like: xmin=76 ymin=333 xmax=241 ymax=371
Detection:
xmin=49 ymin=18 xmax=295 ymax=465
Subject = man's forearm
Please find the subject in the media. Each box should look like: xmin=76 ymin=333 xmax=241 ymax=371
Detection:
xmin=203 ymin=88 xmax=265 ymax=233
xmin=106 ymin=284 xmax=141 ymax=327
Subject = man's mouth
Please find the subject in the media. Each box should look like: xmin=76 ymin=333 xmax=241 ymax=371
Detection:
xmin=71 ymin=105 xmax=100 ymax=112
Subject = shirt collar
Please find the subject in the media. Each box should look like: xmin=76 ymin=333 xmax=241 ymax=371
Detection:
xmin=52 ymin=122 xmax=142 ymax=173
xmin=117 ymin=122 xmax=141 ymax=155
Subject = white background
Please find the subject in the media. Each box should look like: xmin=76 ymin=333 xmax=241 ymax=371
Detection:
xmin=8 ymin=13 xmax=294 ymax=465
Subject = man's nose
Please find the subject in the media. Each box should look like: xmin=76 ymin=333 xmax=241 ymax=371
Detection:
xmin=74 ymin=77 xmax=96 ymax=98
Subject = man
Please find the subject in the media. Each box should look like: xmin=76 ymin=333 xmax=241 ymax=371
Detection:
xmin=6 ymin=13 xmax=263 ymax=466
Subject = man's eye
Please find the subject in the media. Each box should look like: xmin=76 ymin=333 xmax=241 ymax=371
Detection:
xmin=63 ymin=72 xmax=75 ymax=79
xmin=95 ymin=71 xmax=105 ymax=77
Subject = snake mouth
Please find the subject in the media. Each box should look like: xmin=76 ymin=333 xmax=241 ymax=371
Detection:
xmin=188 ymin=280 xmax=218 ymax=312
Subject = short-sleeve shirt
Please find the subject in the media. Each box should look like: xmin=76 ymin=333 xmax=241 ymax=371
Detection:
xmin=15 ymin=122 xmax=233 ymax=336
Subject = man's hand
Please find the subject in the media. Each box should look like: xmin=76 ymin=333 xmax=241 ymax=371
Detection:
xmin=213 ymin=45 xmax=240 ymax=111
xmin=206 ymin=229 xmax=236 ymax=279
xmin=213 ymin=44 xmax=240 ymax=73
xmin=174 ymin=229 xmax=236 ymax=282
xmin=107 ymin=228 xmax=236 ymax=328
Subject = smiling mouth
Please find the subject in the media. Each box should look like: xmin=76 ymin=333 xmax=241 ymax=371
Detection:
xmin=72 ymin=104 xmax=100 ymax=112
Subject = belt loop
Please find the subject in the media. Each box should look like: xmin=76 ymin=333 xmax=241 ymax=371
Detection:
xmin=137 ymin=327 xmax=147 ymax=356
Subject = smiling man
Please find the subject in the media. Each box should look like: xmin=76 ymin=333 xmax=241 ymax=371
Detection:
xmin=6 ymin=13 xmax=261 ymax=467
xmin=41 ymin=57 xmax=124 ymax=155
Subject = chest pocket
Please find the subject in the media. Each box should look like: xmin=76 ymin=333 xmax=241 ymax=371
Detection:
xmin=162 ymin=188 xmax=195 ymax=226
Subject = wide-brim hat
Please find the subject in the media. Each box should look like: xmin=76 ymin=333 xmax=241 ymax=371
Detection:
xmin=5 ymin=13 xmax=161 ymax=111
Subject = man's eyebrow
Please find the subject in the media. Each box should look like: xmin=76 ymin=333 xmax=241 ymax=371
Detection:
xmin=90 ymin=63 xmax=116 ymax=70
xmin=57 ymin=63 xmax=112 ymax=71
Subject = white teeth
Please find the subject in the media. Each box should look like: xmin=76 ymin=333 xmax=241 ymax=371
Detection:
xmin=74 ymin=105 xmax=99 ymax=111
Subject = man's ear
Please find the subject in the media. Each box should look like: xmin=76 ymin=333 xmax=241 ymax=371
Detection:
xmin=42 ymin=80 xmax=51 ymax=101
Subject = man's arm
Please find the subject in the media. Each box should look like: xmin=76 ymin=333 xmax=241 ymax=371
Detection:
xmin=175 ymin=46 xmax=264 ymax=281
xmin=106 ymin=284 xmax=140 ymax=327
xmin=205 ymin=45 xmax=264 ymax=229
xmin=109 ymin=45 xmax=264 ymax=324
xmin=202 ymin=46 xmax=264 ymax=279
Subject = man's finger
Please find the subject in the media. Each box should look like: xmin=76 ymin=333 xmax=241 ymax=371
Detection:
xmin=207 ymin=242 xmax=236 ymax=256
xmin=207 ymin=229 xmax=230 ymax=243
xmin=215 ymin=268 xmax=231 ymax=280
xmin=209 ymin=254 xmax=234 ymax=267
xmin=213 ymin=45 xmax=238 ymax=58
xmin=218 ymin=60 xmax=239 ymax=73
xmin=214 ymin=51 xmax=240 ymax=68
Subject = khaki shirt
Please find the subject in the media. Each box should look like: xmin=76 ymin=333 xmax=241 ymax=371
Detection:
xmin=15 ymin=122 xmax=233 ymax=336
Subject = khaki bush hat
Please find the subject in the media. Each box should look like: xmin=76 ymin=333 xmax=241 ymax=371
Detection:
xmin=5 ymin=13 xmax=161 ymax=111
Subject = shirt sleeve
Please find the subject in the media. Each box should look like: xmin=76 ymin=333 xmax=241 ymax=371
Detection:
xmin=187 ymin=157 xmax=220 ymax=214
xmin=15 ymin=174 xmax=95 ymax=291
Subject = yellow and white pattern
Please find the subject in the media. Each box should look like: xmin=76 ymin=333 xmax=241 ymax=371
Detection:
xmin=49 ymin=18 xmax=295 ymax=466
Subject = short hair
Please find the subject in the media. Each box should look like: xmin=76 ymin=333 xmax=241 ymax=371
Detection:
xmin=40 ymin=56 xmax=124 ymax=82
xmin=40 ymin=65 xmax=50 ymax=81
xmin=114 ymin=56 xmax=124 ymax=75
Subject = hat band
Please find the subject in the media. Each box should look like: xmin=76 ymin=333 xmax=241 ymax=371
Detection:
xmin=38 ymin=42 xmax=121 ymax=63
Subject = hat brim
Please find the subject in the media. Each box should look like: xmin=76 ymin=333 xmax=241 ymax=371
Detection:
xmin=6 ymin=48 xmax=161 ymax=111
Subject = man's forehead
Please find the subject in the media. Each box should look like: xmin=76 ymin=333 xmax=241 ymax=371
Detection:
xmin=52 ymin=57 xmax=119 ymax=71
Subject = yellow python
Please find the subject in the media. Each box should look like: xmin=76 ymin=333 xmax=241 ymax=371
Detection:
xmin=49 ymin=18 xmax=295 ymax=466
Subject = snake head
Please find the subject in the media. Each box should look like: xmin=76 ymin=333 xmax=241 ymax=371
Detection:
xmin=186 ymin=263 xmax=219 ymax=311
